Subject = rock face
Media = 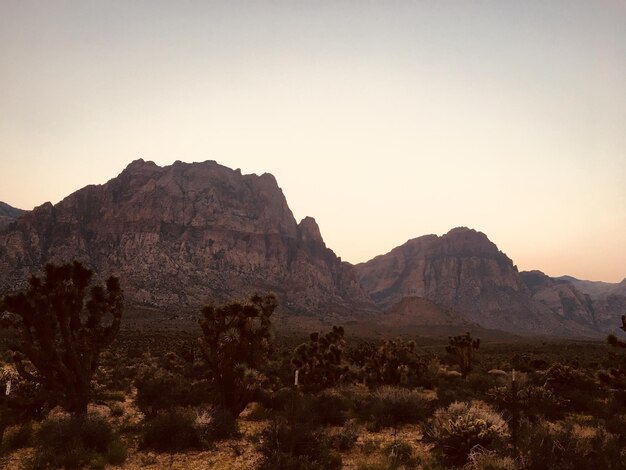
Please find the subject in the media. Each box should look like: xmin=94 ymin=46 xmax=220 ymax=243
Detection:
xmin=0 ymin=160 xmax=372 ymax=316
xmin=524 ymin=271 xmax=626 ymax=331
xmin=355 ymin=228 xmax=592 ymax=335
xmin=0 ymin=202 xmax=25 ymax=229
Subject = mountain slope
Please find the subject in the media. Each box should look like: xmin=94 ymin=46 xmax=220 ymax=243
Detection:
xmin=355 ymin=227 xmax=594 ymax=336
xmin=0 ymin=159 xmax=373 ymax=316
xmin=0 ymin=202 xmax=25 ymax=229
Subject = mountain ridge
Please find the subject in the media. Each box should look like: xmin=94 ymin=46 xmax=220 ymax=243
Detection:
xmin=0 ymin=159 xmax=623 ymax=337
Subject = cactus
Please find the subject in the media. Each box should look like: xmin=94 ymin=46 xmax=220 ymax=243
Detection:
xmin=0 ymin=262 xmax=123 ymax=415
xmin=198 ymin=293 xmax=277 ymax=418
xmin=292 ymin=326 xmax=347 ymax=391
xmin=446 ymin=332 xmax=480 ymax=378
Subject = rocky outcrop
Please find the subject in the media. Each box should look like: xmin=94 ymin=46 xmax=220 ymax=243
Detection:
xmin=0 ymin=160 xmax=372 ymax=316
xmin=0 ymin=202 xmax=25 ymax=229
xmin=523 ymin=271 xmax=626 ymax=331
xmin=355 ymin=227 xmax=592 ymax=335
xmin=555 ymin=275 xmax=620 ymax=298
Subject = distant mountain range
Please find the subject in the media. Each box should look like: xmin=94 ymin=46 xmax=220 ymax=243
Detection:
xmin=1 ymin=159 xmax=624 ymax=337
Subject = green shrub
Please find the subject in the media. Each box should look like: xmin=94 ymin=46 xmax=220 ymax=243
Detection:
xmin=310 ymin=390 xmax=350 ymax=426
xmin=106 ymin=439 xmax=128 ymax=465
xmin=489 ymin=384 xmax=565 ymax=420
xmin=26 ymin=415 xmax=126 ymax=469
xmin=258 ymin=418 xmax=342 ymax=470
xmin=1 ymin=422 xmax=33 ymax=453
xmin=135 ymin=370 xmax=211 ymax=416
xmin=356 ymin=386 xmax=433 ymax=430
xmin=140 ymin=409 xmax=203 ymax=452
xmin=328 ymin=420 xmax=359 ymax=451
xmin=427 ymin=401 xmax=508 ymax=466
xmin=196 ymin=407 xmax=240 ymax=441
xmin=383 ymin=439 xmax=419 ymax=469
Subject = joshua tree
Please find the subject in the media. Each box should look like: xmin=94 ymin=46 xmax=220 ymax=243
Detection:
xmin=607 ymin=315 xmax=626 ymax=349
xmin=292 ymin=325 xmax=347 ymax=391
xmin=0 ymin=261 xmax=123 ymax=415
xmin=362 ymin=338 xmax=429 ymax=388
xmin=446 ymin=332 xmax=480 ymax=378
xmin=198 ymin=293 xmax=277 ymax=418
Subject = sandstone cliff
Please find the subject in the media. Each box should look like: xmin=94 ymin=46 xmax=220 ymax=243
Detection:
xmin=0 ymin=160 xmax=372 ymax=316
xmin=355 ymin=227 xmax=591 ymax=335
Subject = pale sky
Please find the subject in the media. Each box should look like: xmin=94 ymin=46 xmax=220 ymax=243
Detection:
xmin=0 ymin=1 xmax=624 ymax=282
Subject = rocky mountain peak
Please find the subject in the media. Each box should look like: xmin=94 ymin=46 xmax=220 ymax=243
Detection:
xmin=0 ymin=160 xmax=370 ymax=316
xmin=298 ymin=217 xmax=324 ymax=245
xmin=355 ymin=228 xmax=573 ymax=334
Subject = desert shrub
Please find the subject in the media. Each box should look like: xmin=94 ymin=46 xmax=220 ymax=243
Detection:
xmin=355 ymin=386 xmax=433 ymax=431
xmin=518 ymin=420 xmax=626 ymax=470
xmin=427 ymin=401 xmax=508 ymax=466
xmin=140 ymin=408 xmax=203 ymax=452
xmin=109 ymin=403 xmax=124 ymax=417
xmin=528 ymin=363 xmax=599 ymax=413
xmin=328 ymin=420 xmax=359 ymax=451
xmin=1 ymin=422 xmax=33 ymax=453
xmin=0 ymin=364 xmax=46 ymax=422
xmin=106 ymin=439 xmax=128 ymax=465
xmin=195 ymin=407 xmax=240 ymax=441
xmin=135 ymin=370 xmax=210 ymax=416
xmin=489 ymin=384 xmax=565 ymax=420
xmin=310 ymin=389 xmax=350 ymax=426
xmin=258 ymin=386 xmax=299 ymax=412
xmin=27 ymin=414 xmax=126 ymax=469
xmin=257 ymin=418 xmax=342 ymax=470
xmin=383 ymin=439 xmax=419 ymax=469
xmin=463 ymin=445 xmax=519 ymax=470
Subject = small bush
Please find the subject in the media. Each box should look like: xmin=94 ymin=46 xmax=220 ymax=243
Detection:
xmin=257 ymin=418 xmax=342 ymax=470
xmin=196 ymin=407 xmax=239 ymax=442
xmin=310 ymin=390 xmax=350 ymax=426
xmin=135 ymin=370 xmax=210 ymax=416
xmin=464 ymin=445 xmax=519 ymax=470
xmin=109 ymin=403 xmax=124 ymax=417
xmin=27 ymin=415 xmax=126 ymax=469
xmin=328 ymin=420 xmax=359 ymax=451
xmin=106 ymin=439 xmax=128 ymax=465
xmin=383 ymin=439 xmax=419 ymax=468
xmin=518 ymin=420 xmax=625 ymax=470
xmin=427 ymin=401 xmax=509 ymax=466
xmin=489 ymin=384 xmax=565 ymax=420
xmin=1 ymin=422 xmax=33 ymax=453
xmin=356 ymin=386 xmax=433 ymax=430
xmin=140 ymin=409 xmax=203 ymax=452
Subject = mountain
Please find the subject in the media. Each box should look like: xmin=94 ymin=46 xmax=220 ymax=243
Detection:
xmin=0 ymin=159 xmax=373 ymax=317
xmin=0 ymin=202 xmax=25 ymax=229
xmin=355 ymin=227 xmax=595 ymax=336
xmin=555 ymin=275 xmax=619 ymax=298
xmin=1 ymin=160 xmax=622 ymax=337
xmin=520 ymin=271 xmax=599 ymax=326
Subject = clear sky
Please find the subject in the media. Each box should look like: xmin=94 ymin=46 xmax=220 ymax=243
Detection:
xmin=0 ymin=1 xmax=624 ymax=282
